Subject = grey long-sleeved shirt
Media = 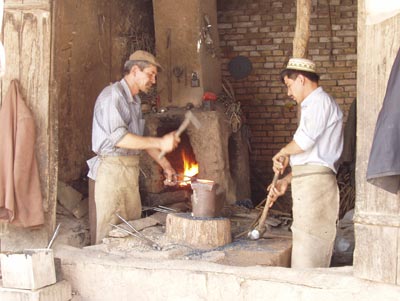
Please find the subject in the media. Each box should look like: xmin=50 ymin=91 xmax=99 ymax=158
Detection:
xmin=87 ymin=79 xmax=144 ymax=180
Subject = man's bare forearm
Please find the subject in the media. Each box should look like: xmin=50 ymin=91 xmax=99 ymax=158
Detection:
xmin=116 ymin=132 xmax=161 ymax=150
xmin=279 ymin=140 xmax=304 ymax=156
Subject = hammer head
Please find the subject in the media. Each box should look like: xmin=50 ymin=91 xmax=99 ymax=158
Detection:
xmin=185 ymin=110 xmax=201 ymax=130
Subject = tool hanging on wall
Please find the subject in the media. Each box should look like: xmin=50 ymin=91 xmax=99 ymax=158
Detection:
xmin=184 ymin=66 xmax=188 ymax=86
xmin=173 ymin=66 xmax=184 ymax=83
xmin=197 ymin=14 xmax=216 ymax=57
xmin=166 ymin=28 xmax=172 ymax=103
xmin=191 ymin=72 xmax=200 ymax=87
xmin=220 ymin=78 xmax=242 ymax=132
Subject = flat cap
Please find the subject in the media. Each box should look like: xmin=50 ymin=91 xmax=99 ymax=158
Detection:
xmin=129 ymin=50 xmax=162 ymax=69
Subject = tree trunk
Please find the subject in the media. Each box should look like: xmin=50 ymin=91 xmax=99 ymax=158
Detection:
xmin=166 ymin=213 xmax=231 ymax=249
xmin=293 ymin=0 xmax=311 ymax=58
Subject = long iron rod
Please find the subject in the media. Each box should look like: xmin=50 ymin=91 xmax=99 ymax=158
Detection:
xmin=47 ymin=223 xmax=61 ymax=249
xmin=115 ymin=213 xmax=161 ymax=249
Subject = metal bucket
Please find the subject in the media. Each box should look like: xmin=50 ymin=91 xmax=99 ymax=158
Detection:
xmin=191 ymin=179 xmax=219 ymax=218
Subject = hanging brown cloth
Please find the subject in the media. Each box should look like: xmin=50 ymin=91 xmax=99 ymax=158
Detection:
xmin=0 ymin=79 xmax=44 ymax=227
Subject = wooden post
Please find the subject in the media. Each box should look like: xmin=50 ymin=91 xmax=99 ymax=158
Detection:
xmin=354 ymin=1 xmax=400 ymax=285
xmin=293 ymin=0 xmax=311 ymax=58
xmin=292 ymin=0 xmax=311 ymax=123
xmin=1 ymin=0 xmax=56 ymax=250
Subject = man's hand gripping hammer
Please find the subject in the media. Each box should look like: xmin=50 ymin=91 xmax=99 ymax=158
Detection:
xmin=158 ymin=111 xmax=201 ymax=160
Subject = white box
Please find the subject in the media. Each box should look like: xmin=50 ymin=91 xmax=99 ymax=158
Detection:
xmin=0 ymin=249 xmax=57 ymax=290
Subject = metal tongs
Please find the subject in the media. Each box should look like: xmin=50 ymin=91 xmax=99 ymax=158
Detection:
xmin=164 ymin=172 xmax=197 ymax=185
xmin=110 ymin=213 xmax=162 ymax=251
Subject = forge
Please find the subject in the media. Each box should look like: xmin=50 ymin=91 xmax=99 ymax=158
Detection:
xmin=139 ymin=107 xmax=251 ymax=208
xmin=136 ymin=107 xmax=252 ymax=250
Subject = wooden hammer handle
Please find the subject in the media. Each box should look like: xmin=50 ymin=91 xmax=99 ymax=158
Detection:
xmin=256 ymin=171 xmax=280 ymax=231
xmin=158 ymin=118 xmax=190 ymax=160
xmin=256 ymin=156 xmax=285 ymax=231
xmin=175 ymin=118 xmax=190 ymax=137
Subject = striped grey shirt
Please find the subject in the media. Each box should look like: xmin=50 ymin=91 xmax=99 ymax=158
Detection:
xmin=87 ymin=79 xmax=145 ymax=180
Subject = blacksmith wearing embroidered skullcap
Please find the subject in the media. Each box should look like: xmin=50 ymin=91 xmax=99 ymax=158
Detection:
xmin=280 ymin=57 xmax=319 ymax=84
xmin=286 ymin=58 xmax=316 ymax=73
xmin=269 ymin=55 xmax=343 ymax=269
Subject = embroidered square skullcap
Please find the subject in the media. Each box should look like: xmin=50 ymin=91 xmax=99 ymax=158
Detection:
xmin=129 ymin=50 xmax=162 ymax=69
xmin=286 ymin=58 xmax=316 ymax=73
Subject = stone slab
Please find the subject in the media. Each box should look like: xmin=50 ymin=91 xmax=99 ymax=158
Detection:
xmin=55 ymin=245 xmax=400 ymax=301
xmin=216 ymin=237 xmax=292 ymax=267
xmin=0 ymin=280 xmax=72 ymax=301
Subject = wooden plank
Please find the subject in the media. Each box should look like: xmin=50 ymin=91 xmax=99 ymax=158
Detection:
xmin=398 ymin=229 xmax=400 ymax=285
xmin=353 ymin=224 xmax=397 ymax=284
xmin=0 ymin=2 xmax=54 ymax=250
xmin=356 ymin=1 xmax=400 ymax=214
xmin=355 ymin=0 xmax=400 ymax=283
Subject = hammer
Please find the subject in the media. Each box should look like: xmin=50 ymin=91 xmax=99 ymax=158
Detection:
xmin=158 ymin=110 xmax=201 ymax=159
xmin=248 ymin=156 xmax=284 ymax=240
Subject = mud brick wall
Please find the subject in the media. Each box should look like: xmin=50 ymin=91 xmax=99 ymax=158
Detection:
xmin=217 ymin=0 xmax=357 ymax=202
xmin=56 ymin=0 xmax=155 ymax=183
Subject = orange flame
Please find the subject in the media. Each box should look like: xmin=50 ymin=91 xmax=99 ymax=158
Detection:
xmin=180 ymin=151 xmax=198 ymax=186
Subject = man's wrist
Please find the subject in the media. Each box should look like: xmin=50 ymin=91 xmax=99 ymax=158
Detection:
xmin=280 ymin=147 xmax=289 ymax=157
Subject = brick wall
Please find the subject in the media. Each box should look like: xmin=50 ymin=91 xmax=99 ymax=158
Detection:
xmin=217 ymin=0 xmax=357 ymax=202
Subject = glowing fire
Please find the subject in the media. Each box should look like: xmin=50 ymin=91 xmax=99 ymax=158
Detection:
xmin=180 ymin=151 xmax=198 ymax=186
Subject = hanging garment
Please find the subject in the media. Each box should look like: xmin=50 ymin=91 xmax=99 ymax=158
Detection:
xmin=0 ymin=79 xmax=44 ymax=227
xmin=366 ymin=47 xmax=400 ymax=194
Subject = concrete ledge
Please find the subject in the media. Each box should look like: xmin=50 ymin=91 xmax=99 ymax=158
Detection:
xmin=0 ymin=280 xmax=72 ymax=301
xmin=55 ymin=245 xmax=400 ymax=301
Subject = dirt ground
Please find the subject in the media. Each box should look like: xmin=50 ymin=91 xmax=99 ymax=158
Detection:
xmin=54 ymin=202 xmax=296 ymax=267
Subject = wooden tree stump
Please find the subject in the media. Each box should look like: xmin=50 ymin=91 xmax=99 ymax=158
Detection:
xmin=166 ymin=213 xmax=232 ymax=249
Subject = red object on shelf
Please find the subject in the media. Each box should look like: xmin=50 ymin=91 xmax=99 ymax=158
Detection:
xmin=203 ymin=92 xmax=217 ymax=101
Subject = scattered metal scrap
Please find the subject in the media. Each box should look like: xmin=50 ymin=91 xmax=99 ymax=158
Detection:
xmin=47 ymin=223 xmax=61 ymax=249
xmin=142 ymin=205 xmax=177 ymax=214
xmin=112 ymin=213 xmax=162 ymax=251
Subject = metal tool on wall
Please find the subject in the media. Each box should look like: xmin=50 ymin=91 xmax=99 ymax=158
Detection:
xmin=173 ymin=66 xmax=184 ymax=83
xmin=166 ymin=28 xmax=172 ymax=103
xmin=191 ymin=71 xmax=200 ymax=87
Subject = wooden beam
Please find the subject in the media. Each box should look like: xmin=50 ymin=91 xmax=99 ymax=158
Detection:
xmin=293 ymin=0 xmax=311 ymax=58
